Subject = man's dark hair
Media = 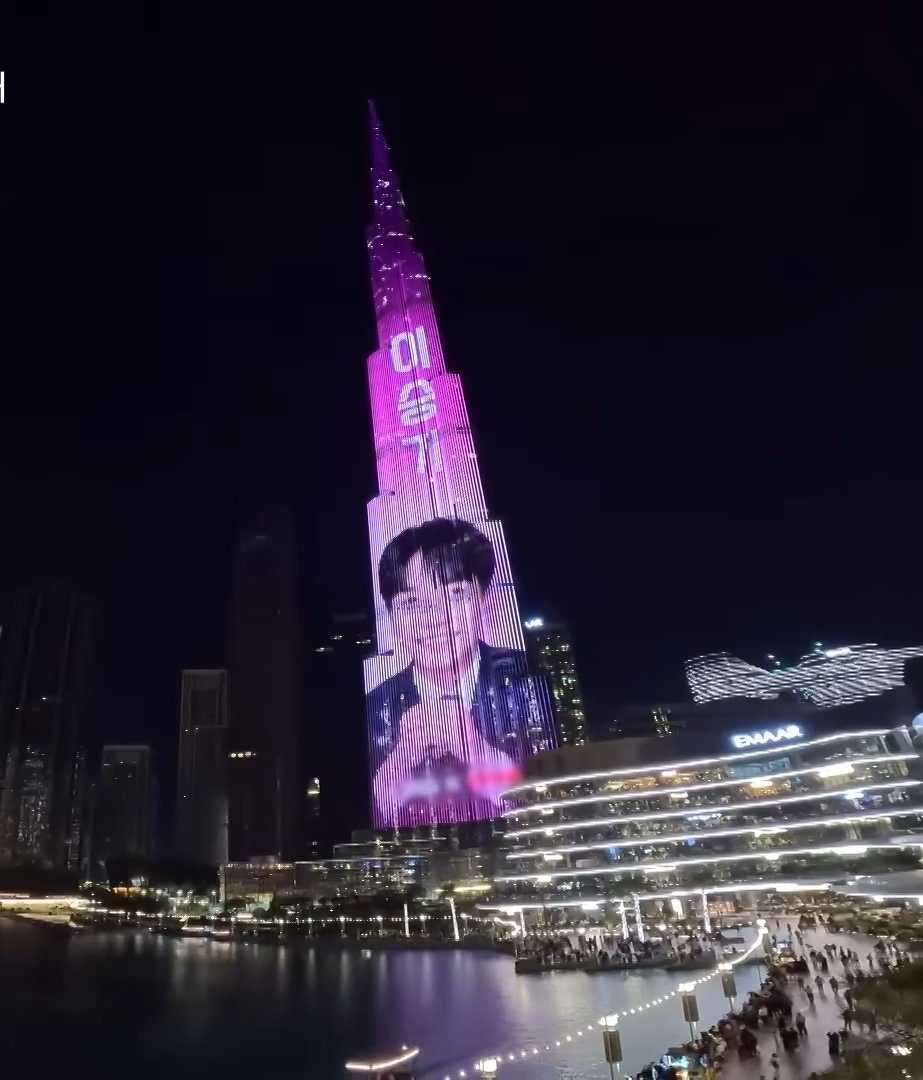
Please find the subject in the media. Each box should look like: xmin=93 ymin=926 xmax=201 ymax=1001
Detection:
xmin=379 ymin=517 xmax=496 ymax=611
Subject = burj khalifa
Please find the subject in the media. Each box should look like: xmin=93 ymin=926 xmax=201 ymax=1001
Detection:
xmin=362 ymin=105 xmax=556 ymax=830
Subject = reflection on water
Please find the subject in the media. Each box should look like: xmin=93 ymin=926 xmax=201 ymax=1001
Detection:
xmin=0 ymin=921 xmax=763 ymax=1079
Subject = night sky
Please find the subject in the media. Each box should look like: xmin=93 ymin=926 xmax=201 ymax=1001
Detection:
xmin=2 ymin=6 xmax=922 ymax=824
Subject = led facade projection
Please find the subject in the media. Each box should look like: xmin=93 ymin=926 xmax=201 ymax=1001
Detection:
xmin=362 ymin=106 xmax=556 ymax=828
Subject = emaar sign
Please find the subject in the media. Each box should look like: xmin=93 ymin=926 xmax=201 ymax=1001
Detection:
xmin=731 ymin=724 xmax=804 ymax=750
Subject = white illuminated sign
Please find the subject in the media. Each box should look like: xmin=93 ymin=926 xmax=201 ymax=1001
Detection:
xmin=524 ymin=617 xmax=544 ymax=629
xmin=731 ymin=724 xmax=804 ymax=749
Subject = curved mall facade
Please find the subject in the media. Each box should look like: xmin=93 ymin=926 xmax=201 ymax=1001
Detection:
xmin=484 ymin=719 xmax=923 ymax=913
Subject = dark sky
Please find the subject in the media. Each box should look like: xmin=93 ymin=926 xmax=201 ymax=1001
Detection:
xmin=2 ymin=5 xmax=922 ymax=817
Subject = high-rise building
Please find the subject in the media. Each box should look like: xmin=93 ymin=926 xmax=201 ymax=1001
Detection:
xmin=176 ymin=669 xmax=228 ymax=866
xmin=309 ymin=612 xmax=374 ymax=852
xmin=228 ymin=507 xmax=302 ymax=861
xmin=686 ymin=643 xmax=923 ymax=708
xmin=93 ymin=744 xmax=152 ymax=878
xmin=362 ymin=105 xmax=557 ymax=831
xmin=305 ymin=775 xmax=321 ymax=859
xmin=0 ymin=588 xmax=94 ymax=870
xmin=522 ymin=618 xmax=588 ymax=746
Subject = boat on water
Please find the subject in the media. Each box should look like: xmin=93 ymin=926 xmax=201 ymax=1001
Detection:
xmin=664 ymin=948 xmax=717 ymax=971
xmin=344 ymin=1045 xmax=419 ymax=1078
xmin=583 ymin=954 xmax=666 ymax=973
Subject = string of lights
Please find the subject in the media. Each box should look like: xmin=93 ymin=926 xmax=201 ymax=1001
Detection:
xmin=442 ymin=932 xmax=766 ymax=1079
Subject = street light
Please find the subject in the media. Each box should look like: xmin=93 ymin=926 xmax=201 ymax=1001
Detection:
xmin=718 ymin=962 xmax=737 ymax=1010
xmin=475 ymin=1057 xmax=498 ymax=1080
xmin=755 ymin=917 xmax=770 ymax=978
xmin=599 ymin=1014 xmax=622 ymax=1080
xmin=678 ymin=982 xmax=700 ymax=1044
xmin=633 ymin=894 xmax=645 ymax=942
xmin=376 ymin=914 xmax=384 ymax=937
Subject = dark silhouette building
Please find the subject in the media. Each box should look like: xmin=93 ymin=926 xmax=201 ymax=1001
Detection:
xmin=310 ymin=611 xmax=374 ymax=854
xmin=93 ymin=744 xmax=153 ymax=880
xmin=0 ymin=588 xmax=94 ymax=870
xmin=176 ymin=669 xmax=228 ymax=866
xmin=228 ymin=508 xmax=302 ymax=861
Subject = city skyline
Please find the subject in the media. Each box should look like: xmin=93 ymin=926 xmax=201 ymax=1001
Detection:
xmin=2 ymin=16 xmax=922 ymax=843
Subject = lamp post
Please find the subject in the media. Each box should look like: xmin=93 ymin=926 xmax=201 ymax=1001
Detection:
xmin=599 ymin=1014 xmax=622 ymax=1080
xmin=701 ymin=890 xmax=712 ymax=934
xmin=633 ymin=894 xmax=645 ymax=942
xmin=376 ymin=914 xmax=384 ymax=937
xmin=403 ymin=902 xmax=410 ymax=938
xmin=517 ymin=908 xmax=526 ymax=936
xmin=339 ymin=915 xmax=346 ymax=938
xmin=419 ymin=913 xmax=428 ymax=937
xmin=475 ymin=1057 xmax=498 ymax=1080
xmin=718 ymin=962 xmax=737 ymax=1011
xmin=619 ymin=901 xmax=629 ymax=940
xmin=449 ymin=896 xmax=460 ymax=943
xmin=755 ymin=917 xmax=770 ymax=978
xmin=678 ymin=982 xmax=700 ymax=1044
xmin=461 ymin=912 xmax=470 ymax=938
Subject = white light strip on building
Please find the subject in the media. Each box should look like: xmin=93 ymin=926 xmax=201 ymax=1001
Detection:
xmin=505 ymin=781 xmax=915 ymax=838
xmin=505 ymin=764 xmax=915 ymax=829
xmin=505 ymin=808 xmax=902 ymax=859
xmin=502 ymin=728 xmax=901 ymax=797
xmin=494 ymin=838 xmax=923 ymax=884
xmin=478 ymin=879 xmax=833 ymax=910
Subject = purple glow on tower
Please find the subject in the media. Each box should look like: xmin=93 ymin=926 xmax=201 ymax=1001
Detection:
xmin=363 ymin=105 xmax=557 ymax=829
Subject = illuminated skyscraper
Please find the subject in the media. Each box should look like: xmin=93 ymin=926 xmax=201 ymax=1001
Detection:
xmin=228 ymin=507 xmax=302 ymax=860
xmin=362 ymin=105 xmax=556 ymax=830
xmin=0 ymin=588 xmax=94 ymax=870
xmin=522 ymin=618 xmax=588 ymax=746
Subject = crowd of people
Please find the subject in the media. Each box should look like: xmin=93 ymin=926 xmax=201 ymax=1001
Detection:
xmin=516 ymin=927 xmax=738 ymax=970
xmin=633 ymin=912 xmax=912 ymax=1080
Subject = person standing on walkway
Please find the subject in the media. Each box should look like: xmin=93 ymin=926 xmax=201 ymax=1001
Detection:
xmin=815 ymin=973 xmax=825 ymax=994
xmin=805 ymin=986 xmax=815 ymax=1006
xmin=796 ymin=1012 xmax=808 ymax=1037
xmin=829 ymin=976 xmax=839 ymax=994
xmin=866 ymin=952 xmax=874 ymax=969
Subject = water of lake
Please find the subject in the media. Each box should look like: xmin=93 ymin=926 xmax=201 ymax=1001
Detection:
xmin=0 ymin=919 xmax=765 ymax=1078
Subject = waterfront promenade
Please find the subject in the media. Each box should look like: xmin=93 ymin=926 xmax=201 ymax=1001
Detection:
xmin=719 ymin=925 xmax=887 ymax=1080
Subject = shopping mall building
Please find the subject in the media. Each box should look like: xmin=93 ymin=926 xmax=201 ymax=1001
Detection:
xmin=482 ymin=706 xmax=923 ymax=916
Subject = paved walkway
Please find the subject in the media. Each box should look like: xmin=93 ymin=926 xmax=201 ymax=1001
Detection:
xmin=719 ymin=924 xmax=886 ymax=1080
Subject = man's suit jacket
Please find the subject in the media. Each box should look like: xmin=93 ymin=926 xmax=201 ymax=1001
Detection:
xmin=366 ymin=641 xmax=544 ymax=777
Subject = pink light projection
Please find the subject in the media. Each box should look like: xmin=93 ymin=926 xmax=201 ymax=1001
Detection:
xmin=363 ymin=104 xmax=557 ymax=829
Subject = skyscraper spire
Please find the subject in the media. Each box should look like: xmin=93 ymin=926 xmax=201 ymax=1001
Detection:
xmin=368 ymin=100 xmax=408 ymax=228
xmin=366 ymin=101 xmax=422 ymax=330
